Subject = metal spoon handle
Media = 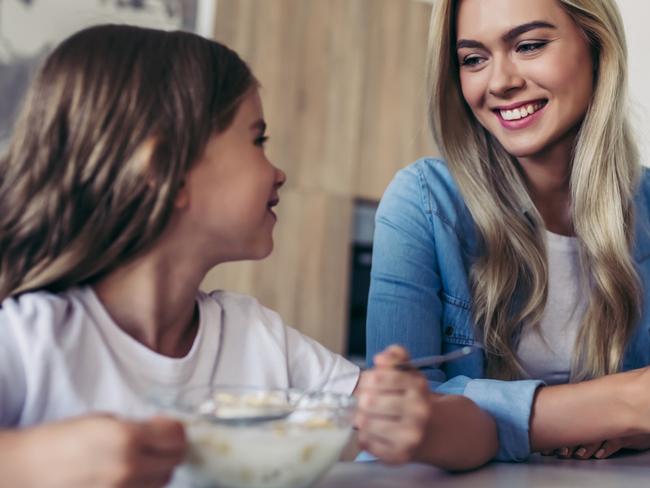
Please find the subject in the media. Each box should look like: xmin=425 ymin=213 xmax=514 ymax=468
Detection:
xmin=331 ymin=345 xmax=477 ymax=384
xmin=395 ymin=346 xmax=476 ymax=370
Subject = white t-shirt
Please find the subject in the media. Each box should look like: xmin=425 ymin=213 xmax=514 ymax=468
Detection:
xmin=0 ymin=287 xmax=359 ymax=427
xmin=517 ymin=231 xmax=586 ymax=384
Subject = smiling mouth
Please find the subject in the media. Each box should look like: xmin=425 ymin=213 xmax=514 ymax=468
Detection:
xmin=495 ymin=100 xmax=548 ymax=121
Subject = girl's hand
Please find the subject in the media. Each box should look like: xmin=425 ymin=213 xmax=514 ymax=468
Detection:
xmin=7 ymin=414 xmax=187 ymax=488
xmin=543 ymin=433 xmax=650 ymax=460
xmin=354 ymin=345 xmax=434 ymax=464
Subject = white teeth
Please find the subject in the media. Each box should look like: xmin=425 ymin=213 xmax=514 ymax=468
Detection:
xmin=499 ymin=102 xmax=544 ymax=121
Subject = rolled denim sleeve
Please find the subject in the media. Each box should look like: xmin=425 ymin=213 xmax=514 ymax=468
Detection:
xmin=435 ymin=376 xmax=544 ymax=461
xmin=366 ymin=161 xmax=543 ymax=462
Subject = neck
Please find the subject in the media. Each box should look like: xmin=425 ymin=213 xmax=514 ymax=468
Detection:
xmin=93 ymin=234 xmax=207 ymax=358
xmin=517 ymin=134 xmax=575 ymax=236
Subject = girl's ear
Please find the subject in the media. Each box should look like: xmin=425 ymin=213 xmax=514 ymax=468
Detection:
xmin=174 ymin=180 xmax=190 ymax=209
xmin=133 ymin=137 xmax=190 ymax=209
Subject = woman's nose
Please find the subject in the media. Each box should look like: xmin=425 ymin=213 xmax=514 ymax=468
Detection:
xmin=488 ymin=55 xmax=525 ymax=97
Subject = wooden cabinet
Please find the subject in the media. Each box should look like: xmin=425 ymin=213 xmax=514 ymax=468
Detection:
xmin=201 ymin=0 xmax=437 ymax=353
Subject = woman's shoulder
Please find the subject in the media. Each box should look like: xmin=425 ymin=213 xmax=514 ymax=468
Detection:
xmin=633 ymin=167 xmax=650 ymax=227
xmin=391 ymin=157 xmax=459 ymax=195
xmin=637 ymin=166 xmax=650 ymax=200
xmin=382 ymin=157 xmax=472 ymax=232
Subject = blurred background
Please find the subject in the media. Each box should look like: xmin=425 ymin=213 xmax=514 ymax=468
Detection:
xmin=1 ymin=0 xmax=648 ymax=364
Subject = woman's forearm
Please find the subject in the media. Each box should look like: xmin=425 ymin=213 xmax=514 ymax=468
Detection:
xmin=416 ymin=393 xmax=498 ymax=471
xmin=530 ymin=367 xmax=650 ymax=452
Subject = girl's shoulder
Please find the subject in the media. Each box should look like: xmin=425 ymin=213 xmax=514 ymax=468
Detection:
xmin=0 ymin=289 xmax=78 ymax=334
xmin=0 ymin=289 xmax=87 ymax=371
xmin=197 ymin=289 xmax=288 ymax=337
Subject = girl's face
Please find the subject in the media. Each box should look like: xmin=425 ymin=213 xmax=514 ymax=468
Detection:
xmin=456 ymin=0 xmax=594 ymax=160
xmin=181 ymin=89 xmax=286 ymax=263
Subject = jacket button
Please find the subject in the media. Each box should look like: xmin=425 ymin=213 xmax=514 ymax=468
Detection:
xmin=444 ymin=326 xmax=454 ymax=337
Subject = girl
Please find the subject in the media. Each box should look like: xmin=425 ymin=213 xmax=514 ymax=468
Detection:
xmin=366 ymin=0 xmax=650 ymax=465
xmin=0 ymin=24 xmax=496 ymax=487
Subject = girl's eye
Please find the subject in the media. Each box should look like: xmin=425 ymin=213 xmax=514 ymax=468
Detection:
xmin=516 ymin=41 xmax=547 ymax=54
xmin=255 ymin=135 xmax=269 ymax=147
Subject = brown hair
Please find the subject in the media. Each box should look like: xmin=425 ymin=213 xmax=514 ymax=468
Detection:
xmin=0 ymin=24 xmax=256 ymax=300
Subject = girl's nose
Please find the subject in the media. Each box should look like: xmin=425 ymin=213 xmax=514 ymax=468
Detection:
xmin=488 ymin=55 xmax=525 ymax=97
xmin=275 ymin=167 xmax=287 ymax=188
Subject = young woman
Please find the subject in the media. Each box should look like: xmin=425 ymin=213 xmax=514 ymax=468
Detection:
xmin=0 ymin=24 xmax=496 ymax=486
xmin=366 ymin=0 xmax=650 ymax=463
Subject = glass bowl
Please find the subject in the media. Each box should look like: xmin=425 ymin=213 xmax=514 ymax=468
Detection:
xmin=164 ymin=386 xmax=356 ymax=488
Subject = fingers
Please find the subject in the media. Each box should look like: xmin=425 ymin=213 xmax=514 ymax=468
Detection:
xmin=357 ymin=368 xmax=428 ymax=394
xmin=357 ymin=427 xmax=413 ymax=465
xmin=138 ymin=416 xmax=187 ymax=453
xmin=357 ymin=415 xmax=427 ymax=465
xmin=593 ymin=439 xmax=623 ymax=459
xmin=123 ymin=450 xmax=183 ymax=484
xmin=556 ymin=447 xmax=576 ymax=459
xmin=551 ymin=440 xmax=622 ymax=460
xmin=373 ymin=345 xmax=410 ymax=368
xmin=107 ymin=431 xmax=184 ymax=487
xmin=106 ymin=417 xmax=186 ymax=486
xmin=357 ymin=391 xmax=405 ymax=418
xmin=573 ymin=442 xmax=604 ymax=460
xmin=355 ymin=366 xmax=432 ymax=465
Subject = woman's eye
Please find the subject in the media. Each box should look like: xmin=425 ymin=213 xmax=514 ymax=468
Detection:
xmin=461 ymin=55 xmax=484 ymax=67
xmin=517 ymin=41 xmax=547 ymax=54
xmin=255 ymin=135 xmax=269 ymax=147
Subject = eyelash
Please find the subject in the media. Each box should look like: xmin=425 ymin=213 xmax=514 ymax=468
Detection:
xmin=460 ymin=40 xmax=548 ymax=67
xmin=461 ymin=56 xmax=483 ymax=67
xmin=517 ymin=41 xmax=547 ymax=53
xmin=255 ymin=135 xmax=269 ymax=147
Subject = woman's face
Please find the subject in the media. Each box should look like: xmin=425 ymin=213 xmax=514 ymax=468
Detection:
xmin=456 ymin=0 xmax=594 ymax=160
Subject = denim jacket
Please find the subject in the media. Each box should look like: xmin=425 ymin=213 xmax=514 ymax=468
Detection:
xmin=366 ymin=158 xmax=650 ymax=462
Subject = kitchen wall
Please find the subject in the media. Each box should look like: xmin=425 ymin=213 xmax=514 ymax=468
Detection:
xmin=201 ymin=0 xmax=650 ymax=355
xmin=200 ymin=0 xmax=437 ymax=353
xmin=617 ymin=0 xmax=650 ymax=166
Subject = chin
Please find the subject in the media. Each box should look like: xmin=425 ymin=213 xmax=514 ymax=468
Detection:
xmin=495 ymin=138 xmax=550 ymax=160
xmin=251 ymin=241 xmax=274 ymax=260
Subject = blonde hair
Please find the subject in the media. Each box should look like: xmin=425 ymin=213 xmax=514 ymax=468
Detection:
xmin=427 ymin=0 xmax=640 ymax=380
xmin=0 ymin=25 xmax=255 ymax=301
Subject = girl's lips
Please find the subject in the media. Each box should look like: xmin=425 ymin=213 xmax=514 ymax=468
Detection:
xmin=267 ymin=196 xmax=280 ymax=219
xmin=494 ymin=101 xmax=548 ymax=130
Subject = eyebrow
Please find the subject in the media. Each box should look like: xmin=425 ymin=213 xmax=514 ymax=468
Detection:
xmin=456 ymin=21 xmax=557 ymax=50
xmin=249 ymin=119 xmax=267 ymax=132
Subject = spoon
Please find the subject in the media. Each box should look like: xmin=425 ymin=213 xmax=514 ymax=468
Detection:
xmin=202 ymin=346 xmax=477 ymax=426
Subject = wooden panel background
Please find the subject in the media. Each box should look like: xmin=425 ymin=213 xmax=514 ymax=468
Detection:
xmin=201 ymin=0 xmax=437 ymax=353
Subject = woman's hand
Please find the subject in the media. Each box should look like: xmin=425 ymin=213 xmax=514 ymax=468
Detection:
xmin=354 ymin=345 xmax=434 ymax=464
xmin=543 ymin=433 xmax=650 ymax=460
xmin=1 ymin=414 xmax=187 ymax=488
